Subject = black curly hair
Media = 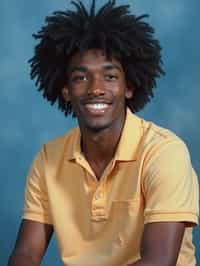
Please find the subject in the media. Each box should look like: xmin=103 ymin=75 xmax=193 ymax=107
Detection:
xmin=29 ymin=0 xmax=165 ymax=116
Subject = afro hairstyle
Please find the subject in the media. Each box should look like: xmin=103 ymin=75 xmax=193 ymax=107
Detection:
xmin=29 ymin=0 xmax=165 ymax=116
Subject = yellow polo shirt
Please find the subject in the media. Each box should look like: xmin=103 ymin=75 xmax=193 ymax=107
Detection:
xmin=23 ymin=109 xmax=199 ymax=266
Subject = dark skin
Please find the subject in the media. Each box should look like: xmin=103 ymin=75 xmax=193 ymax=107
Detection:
xmin=128 ymin=222 xmax=185 ymax=266
xmin=8 ymin=49 xmax=185 ymax=266
xmin=63 ymin=49 xmax=133 ymax=179
xmin=8 ymin=220 xmax=53 ymax=266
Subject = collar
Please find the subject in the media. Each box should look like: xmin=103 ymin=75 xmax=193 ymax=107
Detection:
xmin=66 ymin=108 xmax=142 ymax=162
xmin=114 ymin=108 xmax=142 ymax=161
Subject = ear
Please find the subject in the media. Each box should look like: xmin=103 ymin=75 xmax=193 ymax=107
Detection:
xmin=62 ymin=86 xmax=70 ymax=102
xmin=125 ymin=87 xmax=134 ymax=100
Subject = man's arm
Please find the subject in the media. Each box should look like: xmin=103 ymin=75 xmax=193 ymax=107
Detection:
xmin=128 ymin=222 xmax=185 ymax=266
xmin=8 ymin=219 xmax=53 ymax=266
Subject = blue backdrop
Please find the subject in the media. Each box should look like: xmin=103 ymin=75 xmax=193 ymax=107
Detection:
xmin=1 ymin=0 xmax=199 ymax=265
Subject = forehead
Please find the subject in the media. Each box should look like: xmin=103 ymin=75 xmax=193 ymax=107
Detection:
xmin=68 ymin=49 xmax=123 ymax=70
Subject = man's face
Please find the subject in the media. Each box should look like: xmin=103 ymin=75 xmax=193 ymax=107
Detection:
xmin=63 ymin=49 xmax=133 ymax=132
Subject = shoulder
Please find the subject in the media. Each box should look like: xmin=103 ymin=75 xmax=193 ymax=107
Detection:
xmin=45 ymin=127 xmax=78 ymax=149
xmin=38 ymin=127 xmax=79 ymax=163
xmin=139 ymin=118 xmax=194 ymax=185
xmin=140 ymin=117 xmax=189 ymax=160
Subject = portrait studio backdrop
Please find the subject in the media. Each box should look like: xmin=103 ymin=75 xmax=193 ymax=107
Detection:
xmin=1 ymin=0 xmax=199 ymax=265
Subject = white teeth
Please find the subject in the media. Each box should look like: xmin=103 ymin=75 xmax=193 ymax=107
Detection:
xmin=86 ymin=103 xmax=108 ymax=110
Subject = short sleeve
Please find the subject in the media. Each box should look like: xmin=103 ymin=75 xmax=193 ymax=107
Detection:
xmin=143 ymin=139 xmax=199 ymax=226
xmin=23 ymin=145 xmax=53 ymax=224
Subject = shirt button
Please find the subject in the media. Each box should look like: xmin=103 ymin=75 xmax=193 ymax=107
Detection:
xmin=94 ymin=191 xmax=102 ymax=200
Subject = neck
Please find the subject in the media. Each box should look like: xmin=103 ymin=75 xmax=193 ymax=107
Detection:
xmin=79 ymin=112 xmax=126 ymax=179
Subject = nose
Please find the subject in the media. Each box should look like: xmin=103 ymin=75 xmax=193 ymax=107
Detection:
xmin=87 ymin=76 xmax=105 ymax=96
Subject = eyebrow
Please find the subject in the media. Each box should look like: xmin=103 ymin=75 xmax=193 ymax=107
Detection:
xmin=103 ymin=64 xmax=122 ymax=72
xmin=68 ymin=63 xmax=122 ymax=74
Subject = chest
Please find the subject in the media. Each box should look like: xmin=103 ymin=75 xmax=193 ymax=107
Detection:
xmin=45 ymin=159 xmax=145 ymax=264
xmin=46 ymin=158 xmax=144 ymax=217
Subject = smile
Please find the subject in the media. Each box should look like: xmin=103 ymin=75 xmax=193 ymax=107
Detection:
xmin=84 ymin=103 xmax=110 ymax=113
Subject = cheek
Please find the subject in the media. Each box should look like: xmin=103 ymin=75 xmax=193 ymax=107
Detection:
xmin=68 ymin=86 xmax=86 ymax=100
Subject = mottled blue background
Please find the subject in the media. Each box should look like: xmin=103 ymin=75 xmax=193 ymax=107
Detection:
xmin=1 ymin=0 xmax=199 ymax=265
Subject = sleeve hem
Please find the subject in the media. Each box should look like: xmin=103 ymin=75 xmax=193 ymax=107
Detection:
xmin=23 ymin=212 xmax=53 ymax=225
xmin=144 ymin=212 xmax=199 ymax=226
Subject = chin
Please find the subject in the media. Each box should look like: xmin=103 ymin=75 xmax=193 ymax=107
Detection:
xmin=85 ymin=123 xmax=110 ymax=132
xmin=84 ymin=118 xmax=113 ymax=132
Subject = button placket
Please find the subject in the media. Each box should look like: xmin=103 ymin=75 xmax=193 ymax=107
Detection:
xmin=94 ymin=190 xmax=102 ymax=200
xmin=91 ymin=185 xmax=108 ymax=221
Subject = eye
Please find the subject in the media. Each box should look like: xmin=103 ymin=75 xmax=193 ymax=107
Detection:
xmin=105 ymin=74 xmax=118 ymax=81
xmin=71 ymin=75 xmax=87 ymax=82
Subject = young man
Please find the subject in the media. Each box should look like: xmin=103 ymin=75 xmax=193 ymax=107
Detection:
xmin=8 ymin=1 xmax=199 ymax=265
